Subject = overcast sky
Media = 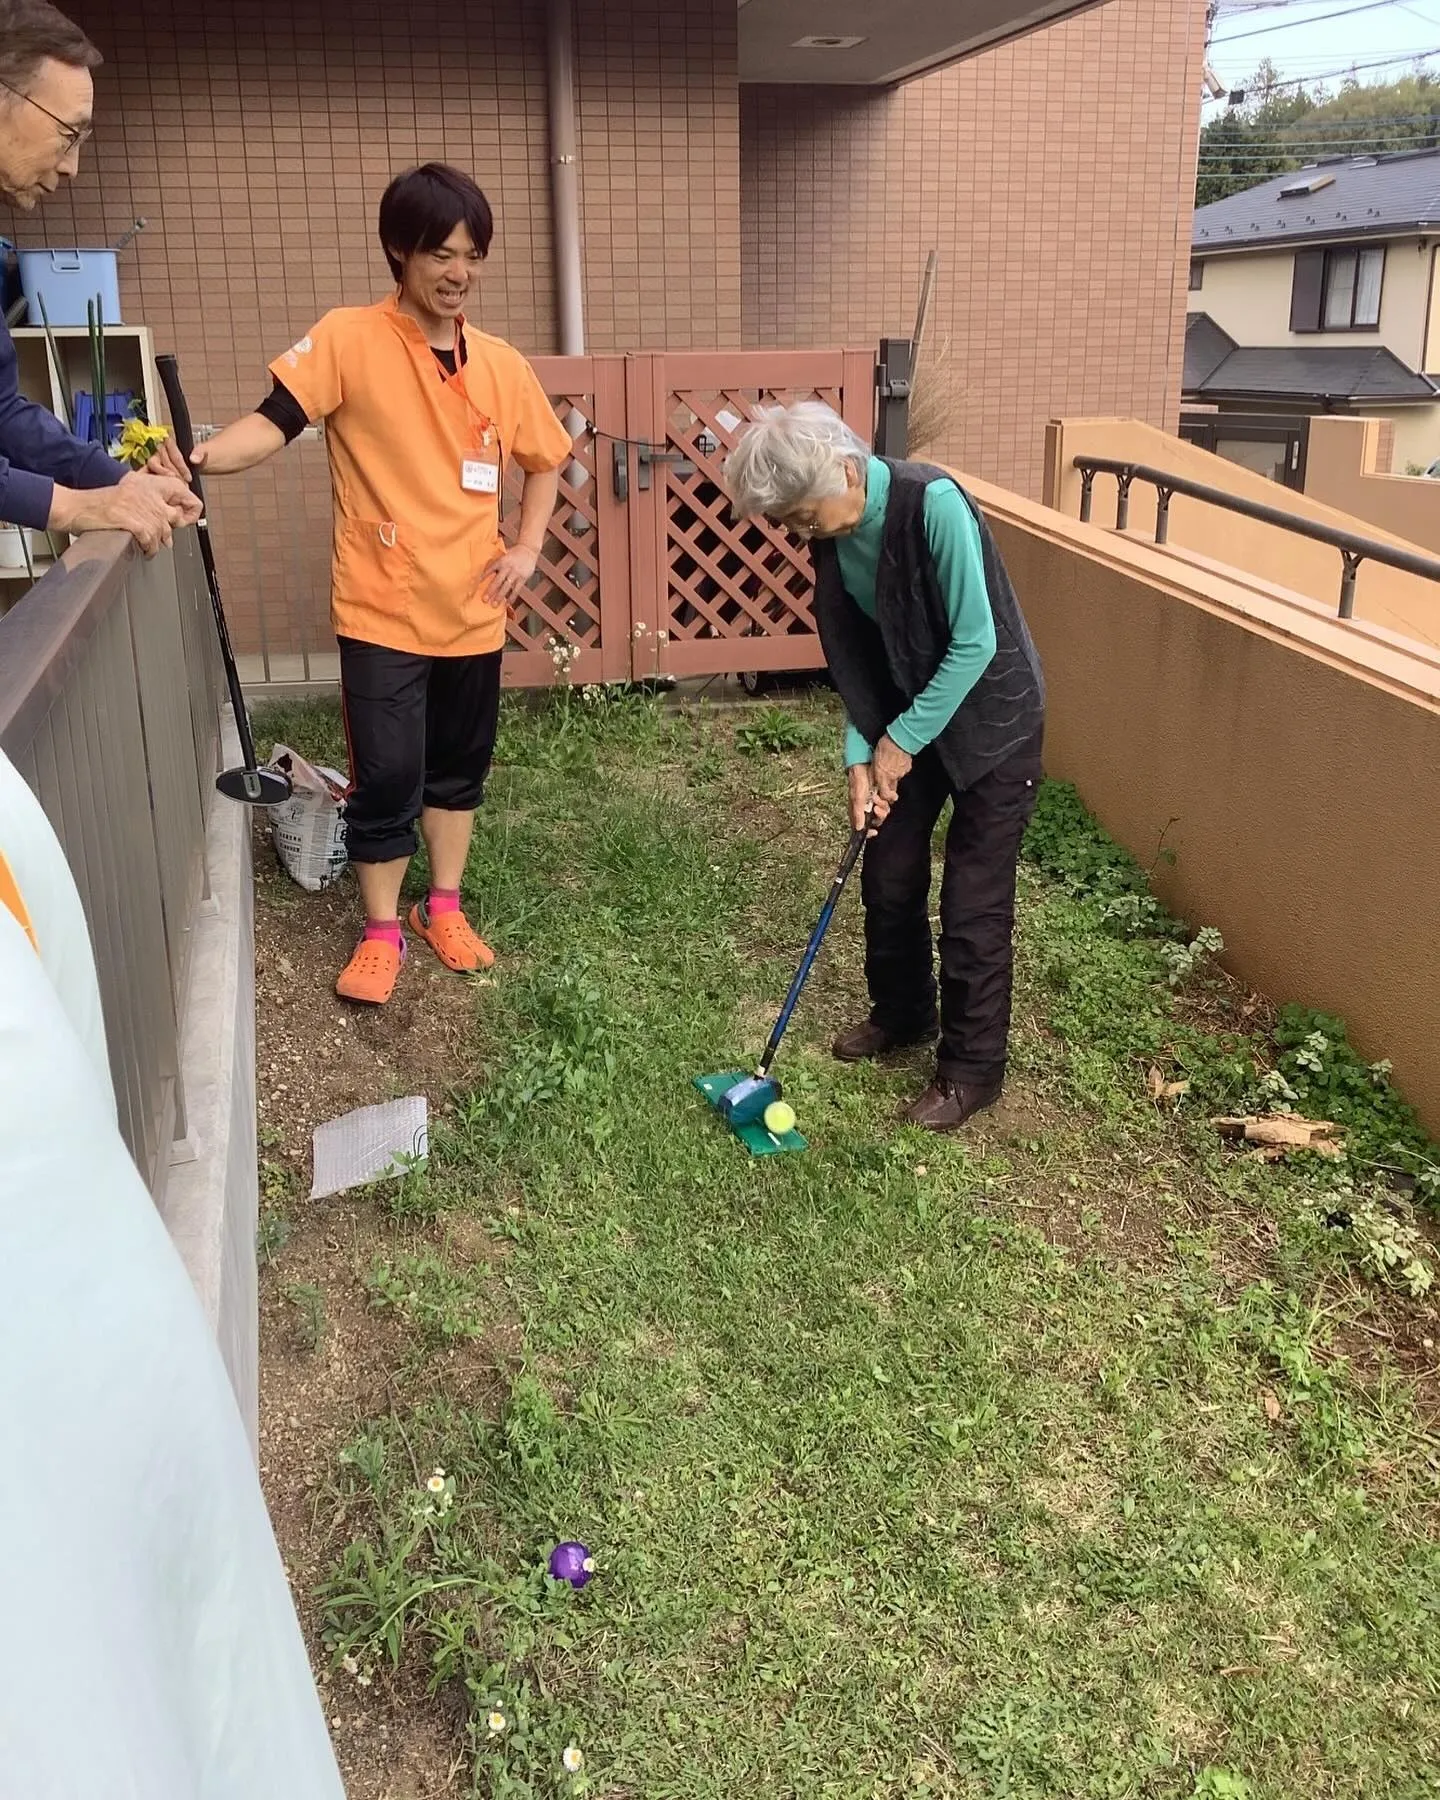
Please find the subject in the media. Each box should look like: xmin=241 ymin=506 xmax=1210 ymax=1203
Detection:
xmin=1204 ymin=0 xmax=1440 ymax=112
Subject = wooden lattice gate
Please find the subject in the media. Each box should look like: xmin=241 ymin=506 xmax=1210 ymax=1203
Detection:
xmin=500 ymin=348 xmax=876 ymax=688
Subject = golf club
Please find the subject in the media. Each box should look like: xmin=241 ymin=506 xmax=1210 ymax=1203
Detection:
xmin=155 ymin=353 xmax=292 ymax=807
xmin=697 ymin=808 xmax=871 ymax=1146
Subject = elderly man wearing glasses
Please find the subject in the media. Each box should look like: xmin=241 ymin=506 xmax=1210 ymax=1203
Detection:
xmin=0 ymin=0 xmax=198 ymax=554
xmin=726 ymin=402 xmax=1045 ymax=1133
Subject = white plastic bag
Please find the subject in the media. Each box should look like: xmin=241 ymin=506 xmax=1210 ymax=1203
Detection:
xmin=266 ymin=744 xmax=349 ymax=892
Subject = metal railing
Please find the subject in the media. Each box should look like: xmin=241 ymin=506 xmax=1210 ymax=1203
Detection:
xmin=0 ymin=529 xmax=223 ymax=1193
xmin=1074 ymin=455 xmax=1440 ymax=619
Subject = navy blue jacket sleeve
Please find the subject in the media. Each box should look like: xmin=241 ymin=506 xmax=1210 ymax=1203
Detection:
xmin=0 ymin=318 xmax=124 ymax=530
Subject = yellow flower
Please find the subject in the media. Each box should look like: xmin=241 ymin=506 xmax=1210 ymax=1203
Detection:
xmin=487 ymin=1710 xmax=507 ymax=1736
xmin=109 ymin=416 xmax=172 ymax=470
xmin=562 ymin=1745 xmax=584 ymax=1774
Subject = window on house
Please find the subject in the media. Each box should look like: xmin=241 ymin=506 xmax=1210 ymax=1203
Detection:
xmin=1323 ymin=246 xmax=1384 ymax=328
xmin=1291 ymin=244 xmax=1385 ymax=331
xmin=1189 ymin=258 xmax=1204 ymax=291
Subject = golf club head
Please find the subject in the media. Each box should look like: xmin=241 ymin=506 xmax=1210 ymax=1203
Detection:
xmin=216 ymin=765 xmax=292 ymax=808
xmin=719 ymin=1074 xmax=781 ymax=1129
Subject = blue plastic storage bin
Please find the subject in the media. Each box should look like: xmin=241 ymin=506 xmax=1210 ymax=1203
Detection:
xmin=73 ymin=390 xmax=135 ymax=449
xmin=17 ymin=248 xmax=121 ymax=326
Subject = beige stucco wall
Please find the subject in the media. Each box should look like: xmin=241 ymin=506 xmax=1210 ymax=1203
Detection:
xmin=1372 ymin=404 xmax=1440 ymax=471
xmin=1045 ymin=417 xmax=1440 ymax=650
xmin=1305 ymin=417 xmax=1440 ymax=544
xmin=1190 ymin=239 xmax=1434 ymax=367
xmin=964 ymin=469 xmax=1440 ymax=1136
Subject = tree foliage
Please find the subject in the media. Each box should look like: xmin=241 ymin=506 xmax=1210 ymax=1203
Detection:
xmin=1197 ymin=63 xmax=1440 ymax=207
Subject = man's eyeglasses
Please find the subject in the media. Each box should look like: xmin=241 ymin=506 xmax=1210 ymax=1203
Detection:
xmin=0 ymin=80 xmax=92 ymax=154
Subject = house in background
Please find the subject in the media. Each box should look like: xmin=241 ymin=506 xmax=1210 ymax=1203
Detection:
xmin=1186 ymin=150 xmax=1440 ymax=482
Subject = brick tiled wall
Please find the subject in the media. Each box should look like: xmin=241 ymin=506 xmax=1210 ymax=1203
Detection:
xmin=575 ymin=1 xmax=741 ymax=350
xmin=740 ymin=0 xmax=1208 ymax=498
xmin=1 ymin=0 xmax=1199 ymax=663
xmin=2 ymin=0 xmax=739 ymax=663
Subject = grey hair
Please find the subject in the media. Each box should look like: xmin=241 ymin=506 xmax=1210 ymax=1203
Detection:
xmin=724 ymin=401 xmax=870 ymax=518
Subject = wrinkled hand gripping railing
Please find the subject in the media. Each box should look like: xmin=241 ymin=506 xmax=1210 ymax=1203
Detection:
xmin=1074 ymin=456 xmax=1440 ymax=620
xmin=0 ymin=533 xmax=224 ymax=1194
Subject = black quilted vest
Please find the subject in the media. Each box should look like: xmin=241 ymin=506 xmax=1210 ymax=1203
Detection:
xmin=811 ymin=458 xmax=1045 ymax=792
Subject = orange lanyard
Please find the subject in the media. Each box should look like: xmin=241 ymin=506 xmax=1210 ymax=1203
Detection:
xmin=441 ymin=330 xmax=497 ymax=454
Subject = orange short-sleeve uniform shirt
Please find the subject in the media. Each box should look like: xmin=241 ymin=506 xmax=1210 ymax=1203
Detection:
xmin=271 ymin=296 xmax=571 ymax=658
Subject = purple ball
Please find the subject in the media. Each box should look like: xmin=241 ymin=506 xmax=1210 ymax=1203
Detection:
xmin=548 ymin=1541 xmax=595 ymax=1589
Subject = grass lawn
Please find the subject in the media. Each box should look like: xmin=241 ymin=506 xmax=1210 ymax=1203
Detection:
xmin=253 ymin=688 xmax=1440 ymax=1800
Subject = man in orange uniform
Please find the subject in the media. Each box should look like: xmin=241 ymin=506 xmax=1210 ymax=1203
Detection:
xmin=197 ymin=164 xmax=570 ymax=1003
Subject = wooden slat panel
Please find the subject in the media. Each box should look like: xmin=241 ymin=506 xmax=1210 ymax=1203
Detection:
xmin=224 ymin=347 xmax=880 ymax=691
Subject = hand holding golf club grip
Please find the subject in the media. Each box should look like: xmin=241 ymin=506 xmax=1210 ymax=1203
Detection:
xmin=155 ymin=353 xmax=205 ymax=510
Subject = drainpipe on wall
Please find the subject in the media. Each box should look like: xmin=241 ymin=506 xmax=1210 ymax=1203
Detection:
xmin=547 ymin=0 xmax=585 ymax=359
xmin=546 ymin=0 xmax=589 ymax=524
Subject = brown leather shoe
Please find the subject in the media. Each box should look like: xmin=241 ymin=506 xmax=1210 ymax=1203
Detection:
xmin=832 ymin=1018 xmax=936 ymax=1063
xmin=904 ymin=1078 xmax=1003 ymax=1133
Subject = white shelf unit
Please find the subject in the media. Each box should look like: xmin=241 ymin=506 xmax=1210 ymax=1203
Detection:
xmin=1 ymin=324 xmax=161 ymax=606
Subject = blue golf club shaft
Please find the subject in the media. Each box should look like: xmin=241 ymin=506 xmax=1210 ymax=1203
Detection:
xmin=756 ymin=819 xmax=869 ymax=1078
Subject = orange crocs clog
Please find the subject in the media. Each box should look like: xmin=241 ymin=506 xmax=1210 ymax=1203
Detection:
xmin=407 ymin=901 xmax=496 ymax=974
xmin=335 ymin=934 xmax=404 ymax=1004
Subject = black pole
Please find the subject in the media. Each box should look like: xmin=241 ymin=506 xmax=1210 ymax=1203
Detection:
xmin=875 ymin=337 xmax=912 ymax=458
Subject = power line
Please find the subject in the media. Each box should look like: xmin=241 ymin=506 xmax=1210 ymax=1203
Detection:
xmin=1202 ymin=131 xmax=1440 ymax=143
xmin=1202 ymin=48 xmax=1440 ymax=95
xmin=1215 ymin=1 xmax=1354 ymax=11
xmin=1208 ymin=110 xmax=1440 ymax=125
xmin=1215 ymin=41 xmax=1436 ymax=62
xmin=1213 ymin=0 xmax=1418 ymax=44
xmin=1198 ymin=143 xmax=1440 ymax=156
xmin=1196 ymin=148 xmax=1438 ymax=159
xmin=1216 ymin=0 xmax=1369 ymax=11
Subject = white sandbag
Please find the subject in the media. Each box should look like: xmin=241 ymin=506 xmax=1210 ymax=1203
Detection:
xmin=266 ymin=744 xmax=348 ymax=892
xmin=0 ymin=902 xmax=345 ymax=1799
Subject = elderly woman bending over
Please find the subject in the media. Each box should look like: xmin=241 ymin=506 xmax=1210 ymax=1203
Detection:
xmin=725 ymin=404 xmax=1045 ymax=1133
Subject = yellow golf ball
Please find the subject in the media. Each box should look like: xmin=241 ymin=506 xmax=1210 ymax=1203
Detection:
xmin=764 ymin=1100 xmax=797 ymax=1137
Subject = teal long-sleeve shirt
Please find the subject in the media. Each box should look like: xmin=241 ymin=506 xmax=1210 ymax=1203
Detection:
xmin=836 ymin=458 xmax=997 ymax=769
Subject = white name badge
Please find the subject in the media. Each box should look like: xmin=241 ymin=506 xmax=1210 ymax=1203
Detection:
xmin=462 ymin=458 xmax=500 ymax=494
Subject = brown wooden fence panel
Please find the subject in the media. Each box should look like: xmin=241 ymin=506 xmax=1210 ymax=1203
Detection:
xmin=623 ymin=348 xmax=875 ymax=681
xmin=230 ymin=347 xmax=878 ymax=690
xmin=499 ymin=356 xmax=632 ymax=688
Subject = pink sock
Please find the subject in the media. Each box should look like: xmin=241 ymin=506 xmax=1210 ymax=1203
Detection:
xmin=427 ymin=887 xmax=461 ymax=916
xmin=363 ymin=918 xmax=404 ymax=950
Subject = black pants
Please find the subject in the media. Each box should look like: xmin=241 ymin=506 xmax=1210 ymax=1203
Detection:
xmin=862 ymin=735 xmax=1042 ymax=1087
xmin=338 ymin=638 xmax=502 ymax=865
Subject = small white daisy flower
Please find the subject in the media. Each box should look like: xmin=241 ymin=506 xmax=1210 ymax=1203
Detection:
xmin=426 ymin=1471 xmax=446 ymax=1495
xmin=487 ymin=1710 xmax=507 ymax=1736
xmin=562 ymin=1744 xmax=585 ymax=1774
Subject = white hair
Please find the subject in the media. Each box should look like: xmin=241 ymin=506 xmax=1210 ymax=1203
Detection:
xmin=723 ymin=401 xmax=871 ymax=519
